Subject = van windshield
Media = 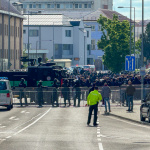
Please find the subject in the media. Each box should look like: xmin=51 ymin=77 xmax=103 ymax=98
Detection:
xmin=84 ymin=66 xmax=90 ymax=69
xmin=0 ymin=81 xmax=7 ymax=90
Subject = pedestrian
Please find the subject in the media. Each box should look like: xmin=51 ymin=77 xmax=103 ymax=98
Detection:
xmin=87 ymin=87 xmax=102 ymax=126
xmin=37 ymin=80 xmax=44 ymax=107
xmin=52 ymin=78 xmax=59 ymax=107
xmin=73 ymin=80 xmax=81 ymax=107
xmin=125 ymin=80 xmax=135 ymax=111
xmin=61 ymin=80 xmax=71 ymax=107
xmin=101 ymin=82 xmax=111 ymax=113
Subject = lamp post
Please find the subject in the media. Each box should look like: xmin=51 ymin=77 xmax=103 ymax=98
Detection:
xmin=118 ymin=6 xmax=136 ymax=56
xmin=8 ymin=0 xmax=11 ymax=69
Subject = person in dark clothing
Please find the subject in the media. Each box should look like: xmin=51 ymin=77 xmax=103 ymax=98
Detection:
xmin=73 ymin=80 xmax=81 ymax=107
xmin=19 ymin=78 xmax=27 ymax=106
xmin=125 ymin=80 xmax=136 ymax=111
xmin=89 ymin=83 xmax=96 ymax=93
xmin=52 ymin=78 xmax=59 ymax=107
xmin=37 ymin=80 xmax=44 ymax=107
xmin=61 ymin=80 xmax=70 ymax=107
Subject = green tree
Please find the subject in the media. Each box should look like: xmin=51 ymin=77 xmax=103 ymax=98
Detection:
xmin=97 ymin=14 xmax=133 ymax=73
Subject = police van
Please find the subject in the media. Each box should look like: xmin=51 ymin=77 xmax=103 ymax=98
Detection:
xmin=0 ymin=77 xmax=13 ymax=110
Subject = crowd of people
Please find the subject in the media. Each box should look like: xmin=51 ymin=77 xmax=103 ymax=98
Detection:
xmin=64 ymin=68 xmax=150 ymax=87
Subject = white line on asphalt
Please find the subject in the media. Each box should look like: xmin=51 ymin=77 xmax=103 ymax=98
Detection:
xmin=97 ymin=138 xmax=101 ymax=141
xmin=0 ymin=139 xmax=6 ymax=144
xmin=98 ymin=143 xmax=104 ymax=150
xmin=0 ymin=126 xmax=6 ymax=129
xmin=6 ymin=136 xmax=11 ymax=139
xmin=9 ymin=116 xmax=16 ymax=120
xmin=108 ymin=116 xmax=150 ymax=129
xmin=13 ymin=108 xmax=51 ymax=136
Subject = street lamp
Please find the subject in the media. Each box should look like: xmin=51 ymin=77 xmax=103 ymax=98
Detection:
xmin=8 ymin=0 xmax=11 ymax=69
xmin=118 ymin=6 xmax=135 ymax=56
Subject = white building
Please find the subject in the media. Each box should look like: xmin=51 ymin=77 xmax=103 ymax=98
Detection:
xmin=11 ymin=0 xmax=113 ymax=13
xmin=23 ymin=14 xmax=93 ymax=66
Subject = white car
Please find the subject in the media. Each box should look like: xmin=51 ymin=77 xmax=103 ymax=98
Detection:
xmin=0 ymin=77 xmax=13 ymax=110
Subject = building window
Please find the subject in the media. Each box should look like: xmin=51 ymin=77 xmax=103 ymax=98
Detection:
xmin=23 ymin=30 xmax=26 ymax=34
xmin=47 ymin=4 xmax=50 ymax=8
xmin=91 ymin=40 xmax=95 ymax=50
xmin=29 ymin=4 xmax=32 ymax=8
xmin=66 ymin=4 xmax=73 ymax=9
xmin=88 ymin=4 xmax=91 ymax=8
xmin=41 ymin=4 xmax=45 ymax=8
xmin=60 ymin=4 xmax=64 ymax=9
xmin=91 ymin=25 xmax=95 ymax=31
xmin=23 ymin=4 xmax=27 ymax=9
xmin=98 ymin=25 xmax=102 ymax=31
xmin=63 ymin=44 xmax=73 ymax=55
xmin=79 ymin=4 xmax=82 ymax=8
xmin=57 ymin=4 xmax=60 ymax=8
xmin=84 ymin=4 xmax=87 ymax=8
xmin=87 ymin=44 xmax=91 ymax=50
xmin=65 ymin=30 xmax=71 ymax=37
xmin=38 ymin=4 xmax=41 ymax=8
xmin=5 ymin=24 xmax=6 ymax=36
xmin=87 ymin=31 xmax=89 ymax=37
xmin=75 ymin=4 xmax=78 ymax=8
xmin=29 ymin=30 xmax=39 ymax=37
xmin=33 ymin=4 xmax=36 ymax=8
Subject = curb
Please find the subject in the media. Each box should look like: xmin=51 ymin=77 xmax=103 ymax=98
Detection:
xmin=109 ymin=113 xmax=150 ymax=126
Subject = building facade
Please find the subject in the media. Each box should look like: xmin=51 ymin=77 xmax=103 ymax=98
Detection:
xmin=11 ymin=0 xmax=113 ymax=13
xmin=23 ymin=14 xmax=93 ymax=66
xmin=0 ymin=0 xmax=24 ymax=71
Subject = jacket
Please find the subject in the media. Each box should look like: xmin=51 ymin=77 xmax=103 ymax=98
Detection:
xmin=126 ymin=85 xmax=135 ymax=96
xmin=101 ymin=86 xmax=111 ymax=98
xmin=87 ymin=90 xmax=102 ymax=106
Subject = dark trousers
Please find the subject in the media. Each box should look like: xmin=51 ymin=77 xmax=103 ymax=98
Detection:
xmin=74 ymin=95 xmax=81 ymax=107
xmin=64 ymin=97 xmax=70 ymax=106
xmin=87 ymin=104 xmax=97 ymax=125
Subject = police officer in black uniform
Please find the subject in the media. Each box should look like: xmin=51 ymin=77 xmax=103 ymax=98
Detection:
xmin=52 ymin=78 xmax=59 ymax=107
xmin=37 ymin=80 xmax=44 ymax=107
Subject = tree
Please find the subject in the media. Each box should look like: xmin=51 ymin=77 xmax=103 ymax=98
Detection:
xmin=136 ymin=22 xmax=150 ymax=60
xmin=97 ymin=14 xmax=133 ymax=73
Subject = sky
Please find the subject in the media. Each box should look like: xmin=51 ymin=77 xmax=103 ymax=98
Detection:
xmin=114 ymin=0 xmax=150 ymax=21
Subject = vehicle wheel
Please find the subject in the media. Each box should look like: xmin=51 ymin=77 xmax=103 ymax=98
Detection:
xmin=140 ymin=112 xmax=145 ymax=121
xmin=7 ymin=105 xmax=11 ymax=111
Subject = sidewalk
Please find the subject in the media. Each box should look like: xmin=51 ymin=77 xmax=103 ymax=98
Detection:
xmin=99 ymin=101 xmax=150 ymax=125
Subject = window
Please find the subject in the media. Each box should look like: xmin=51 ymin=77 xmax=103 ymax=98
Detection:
xmin=98 ymin=25 xmax=102 ymax=31
xmin=84 ymin=4 xmax=87 ymax=8
xmin=87 ymin=31 xmax=89 ymax=37
xmin=66 ymin=4 xmax=73 ymax=9
xmin=29 ymin=4 xmax=32 ymax=8
xmin=57 ymin=4 xmax=60 ymax=8
xmin=47 ymin=4 xmax=50 ymax=8
xmin=91 ymin=25 xmax=95 ymax=31
xmin=50 ymin=4 xmax=55 ymax=8
xmin=29 ymin=30 xmax=38 ymax=36
xmin=88 ymin=4 xmax=91 ymax=8
xmin=38 ymin=4 xmax=41 ymax=8
xmin=60 ymin=4 xmax=64 ymax=9
xmin=23 ymin=30 xmax=26 ymax=34
xmin=79 ymin=4 xmax=82 ymax=8
xmin=75 ymin=4 xmax=78 ymax=8
xmin=65 ymin=30 xmax=71 ymax=37
xmin=23 ymin=4 xmax=27 ymax=9
xmin=87 ymin=44 xmax=91 ymax=50
xmin=63 ymin=44 xmax=73 ymax=55
xmin=41 ymin=4 xmax=45 ymax=8
xmin=91 ymin=40 xmax=95 ymax=50
xmin=33 ymin=4 xmax=36 ymax=8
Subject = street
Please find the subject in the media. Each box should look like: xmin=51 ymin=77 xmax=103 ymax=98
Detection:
xmin=0 ymin=106 xmax=150 ymax=150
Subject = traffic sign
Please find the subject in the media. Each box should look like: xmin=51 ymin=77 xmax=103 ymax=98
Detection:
xmin=125 ymin=56 xmax=135 ymax=71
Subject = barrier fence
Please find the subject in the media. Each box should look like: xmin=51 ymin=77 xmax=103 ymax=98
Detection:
xmin=12 ymin=85 xmax=150 ymax=107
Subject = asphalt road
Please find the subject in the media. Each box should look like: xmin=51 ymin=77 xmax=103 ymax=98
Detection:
xmin=0 ymin=106 xmax=150 ymax=150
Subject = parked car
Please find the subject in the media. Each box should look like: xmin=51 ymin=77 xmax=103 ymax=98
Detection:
xmin=140 ymin=93 xmax=150 ymax=122
xmin=83 ymin=65 xmax=95 ymax=72
xmin=0 ymin=77 xmax=13 ymax=110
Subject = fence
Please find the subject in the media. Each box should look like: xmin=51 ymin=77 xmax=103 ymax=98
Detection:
xmin=12 ymin=85 xmax=150 ymax=107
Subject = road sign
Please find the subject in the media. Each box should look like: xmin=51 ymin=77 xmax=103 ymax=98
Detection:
xmin=140 ymin=66 xmax=146 ymax=76
xmin=125 ymin=56 xmax=135 ymax=71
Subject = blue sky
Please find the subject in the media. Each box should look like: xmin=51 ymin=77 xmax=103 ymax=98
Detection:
xmin=114 ymin=0 xmax=150 ymax=21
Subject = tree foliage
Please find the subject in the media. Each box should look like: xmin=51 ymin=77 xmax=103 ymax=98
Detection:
xmin=97 ymin=14 xmax=133 ymax=73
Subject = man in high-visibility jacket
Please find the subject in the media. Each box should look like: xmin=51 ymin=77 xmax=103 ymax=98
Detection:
xmin=87 ymin=86 xmax=102 ymax=126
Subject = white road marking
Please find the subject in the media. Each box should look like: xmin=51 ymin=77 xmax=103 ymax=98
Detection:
xmin=14 ymin=108 xmax=51 ymax=136
xmin=0 ymin=139 xmax=6 ymax=144
xmin=21 ymin=110 xmax=26 ymax=113
xmin=108 ymin=116 xmax=150 ymax=129
xmin=9 ymin=116 xmax=19 ymax=121
xmin=0 ymin=126 xmax=6 ymax=129
xmin=6 ymin=136 xmax=11 ymax=139
xmin=97 ymin=138 xmax=101 ymax=141
xmin=98 ymin=143 xmax=104 ymax=150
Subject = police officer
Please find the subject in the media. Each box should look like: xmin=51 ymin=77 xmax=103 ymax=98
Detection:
xmin=61 ymin=80 xmax=71 ymax=107
xmin=52 ymin=78 xmax=59 ymax=107
xmin=19 ymin=78 xmax=27 ymax=106
xmin=37 ymin=80 xmax=44 ymax=107
xmin=87 ymin=87 xmax=102 ymax=126
xmin=73 ymin=80 xmax=81 ymax=107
